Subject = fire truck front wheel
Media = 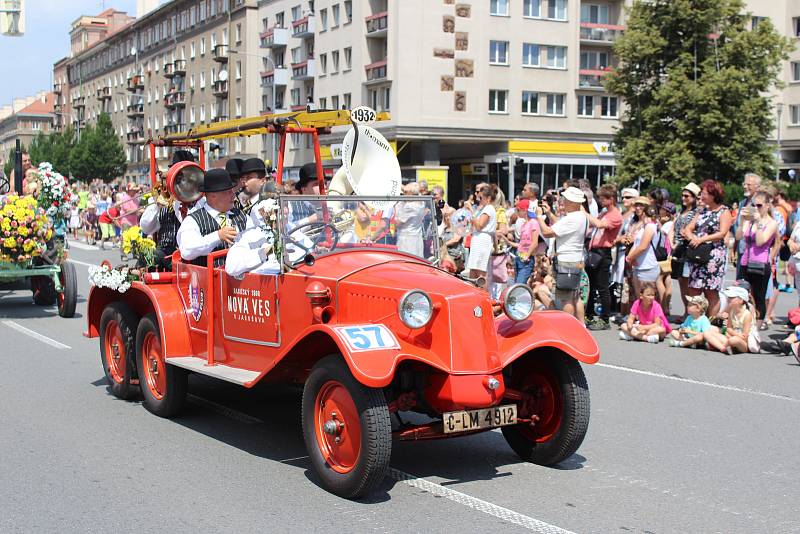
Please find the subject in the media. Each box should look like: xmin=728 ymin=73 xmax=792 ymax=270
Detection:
xmin=302 ymin=355 xmax=392 ymax=499
xmin=99 ymin=302 xmax=139 ymax=400
xmin=136 ymin=313 xmax=187 ymax=418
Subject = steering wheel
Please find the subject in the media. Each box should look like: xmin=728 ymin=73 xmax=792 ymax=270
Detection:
xmin=284 ymin=221 xmax=340 ymax=259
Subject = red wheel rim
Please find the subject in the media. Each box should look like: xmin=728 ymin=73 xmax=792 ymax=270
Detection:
xmin=313 ymin=380 xmax=361 ymax=474
xmin=103 ymin=320 xmax=126 ymax=384
xmin=141 ymin=331 xmax=166 ymax=400
xmin=517 ymin=368 xmax=563 ymax=442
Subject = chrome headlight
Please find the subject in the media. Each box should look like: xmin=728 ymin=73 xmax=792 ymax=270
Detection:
xmin=502 ymin=284 xmax=534 ymax=321
xmin=398 ymin=290 xmax=433 ymax=329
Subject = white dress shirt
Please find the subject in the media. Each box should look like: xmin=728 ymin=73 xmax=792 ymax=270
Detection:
xmin=140 ymin=200 xmax=186 ymax=236
xmin=226 ymin=225 xmax=280 ymax=278
xmin=176 ymin=204 xmax=227 ymax=261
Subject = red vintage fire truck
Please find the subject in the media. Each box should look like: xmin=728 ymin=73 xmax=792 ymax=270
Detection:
xmin=85 ymin=109 xmax=599 ymax=498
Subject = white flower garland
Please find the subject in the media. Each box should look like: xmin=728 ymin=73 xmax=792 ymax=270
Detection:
xmin=88 ymin=264 xmax=133 ymax=293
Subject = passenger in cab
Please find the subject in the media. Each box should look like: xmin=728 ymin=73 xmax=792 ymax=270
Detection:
xmin=226 ymin=183 xmax=282 ymax=278
xmin=238 ymin=158 xmax=268 ymax=215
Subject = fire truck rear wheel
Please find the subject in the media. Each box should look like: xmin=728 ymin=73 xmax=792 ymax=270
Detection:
xmin=99 ymin=302 xmax=139 ymax=400
xmin=302 ymin=355 xmax=391 ymax=499
xmin=136 ymin=313 xmax=187 ymax=418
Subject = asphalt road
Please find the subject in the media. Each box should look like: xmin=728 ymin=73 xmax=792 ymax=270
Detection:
xmin=1 ymin=241 xmax=798 ymax=533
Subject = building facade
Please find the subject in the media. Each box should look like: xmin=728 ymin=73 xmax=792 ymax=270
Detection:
xmin=0 ymin=92 xmax=56 ymax=172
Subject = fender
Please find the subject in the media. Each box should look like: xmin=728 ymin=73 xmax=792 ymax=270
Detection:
xmin=496 ymin=310 xmax=600 ymax=367
xmin=277 ymin=324 xmax=452 ymax=388
xmin=85 ymin=282 xmax=192 ymax=358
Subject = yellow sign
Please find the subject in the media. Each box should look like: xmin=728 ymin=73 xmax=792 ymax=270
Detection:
xmin=416 ymin=167 xmax=448 ymax=201
xmin=508 ymin=140 xmax=597 ymax=156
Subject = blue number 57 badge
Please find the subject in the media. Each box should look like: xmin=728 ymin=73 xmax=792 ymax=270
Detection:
xmin=333 ymin=325 xmax=401 ymax=352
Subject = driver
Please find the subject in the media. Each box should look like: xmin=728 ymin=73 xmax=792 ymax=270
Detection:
xmin=286 ymin=163 xmax=320 ymax=230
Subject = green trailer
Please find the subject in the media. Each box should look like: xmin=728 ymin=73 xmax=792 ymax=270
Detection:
xmin=0 ymin=258 xmax=78 ymax=318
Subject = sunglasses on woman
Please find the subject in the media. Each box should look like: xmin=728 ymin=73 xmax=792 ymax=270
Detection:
xmin=754 ymin=203 xmax=764 ymax=208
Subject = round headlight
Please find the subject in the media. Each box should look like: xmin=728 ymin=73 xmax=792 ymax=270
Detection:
xmin=502 ymin=284 xmax=534 ymax=321
xmin=398 ymin=290 xmax=433 ymax=329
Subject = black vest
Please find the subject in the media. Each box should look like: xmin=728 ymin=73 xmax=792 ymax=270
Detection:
xmin=188 ymin=206 xmax=247 ymax=267
xmin=156 ymin=206 xmax=179 ymax=255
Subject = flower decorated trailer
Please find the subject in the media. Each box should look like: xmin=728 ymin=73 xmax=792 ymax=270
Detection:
xmin=0 ymin=191 xmax=78 ymax=317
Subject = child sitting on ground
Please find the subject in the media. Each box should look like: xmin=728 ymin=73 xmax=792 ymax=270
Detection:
xmin=529 ymin=257 xmax=555 ymax=310
xmin=703 ymin=285 xmax=758 ymax=354
xmin=620 ymin=282 xmax=671 ymax=343
xmin=668 ymin=294 xmax=711 ymax=348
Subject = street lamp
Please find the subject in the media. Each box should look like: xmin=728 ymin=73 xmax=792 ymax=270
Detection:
xmin=229 ymin=48 xmax=277 ymax=168
xmin=776 ymin=103 xmax=783 ymax=180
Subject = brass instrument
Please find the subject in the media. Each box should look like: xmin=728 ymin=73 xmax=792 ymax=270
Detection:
xmin=302 ymin=209 xmax=356 ymax=240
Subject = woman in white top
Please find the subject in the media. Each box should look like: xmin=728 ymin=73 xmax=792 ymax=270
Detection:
xmin=465 ymin=184 xmax=497 ymax=283
xmin=395 ymin=182 xmax=427 ymax=258
xmin=626 ymin=198 xmax=660 ymax=297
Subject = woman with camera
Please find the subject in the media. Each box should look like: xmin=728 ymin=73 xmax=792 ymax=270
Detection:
xmin=735 ymin=190 xmax=777 ymax=329
xmin=669 ymin=183 xmax=700 ymax=316
xmin=465 ymin=184 xmax=497 ymax=288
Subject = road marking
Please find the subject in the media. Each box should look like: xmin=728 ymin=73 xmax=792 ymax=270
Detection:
xmin=1 ymin=320 xmax=71 ymax=350
xmin=596 ymin=362 xmax=800 ymax=403
xmin=67 ymin=239 xmax=99 ymax=251
xmin=69 ymin=259 xmax=96 ymax=269
xmin=388 ymin=468 xmax=575 ymax=533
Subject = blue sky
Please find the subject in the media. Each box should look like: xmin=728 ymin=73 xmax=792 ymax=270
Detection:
xmin=0 ymin=0 xmax=138 ymax=106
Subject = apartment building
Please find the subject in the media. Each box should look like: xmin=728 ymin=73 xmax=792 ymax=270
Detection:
xmin=54 ymin=1 xmax=263 ymax=182
xmin=0 ymin=92 xmax=56 ymax=172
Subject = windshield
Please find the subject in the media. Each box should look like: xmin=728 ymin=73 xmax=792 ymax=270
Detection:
xmin=278 ymin=195 xmax=439 ymax=264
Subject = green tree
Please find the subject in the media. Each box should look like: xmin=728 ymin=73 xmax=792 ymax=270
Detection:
xmin=605 ymin=0 xmax=793 ymax=186
xmin=68 ymin=123 xmax=95 ymax=180
xmin=67 ymin=114 xmax=126 ymax=182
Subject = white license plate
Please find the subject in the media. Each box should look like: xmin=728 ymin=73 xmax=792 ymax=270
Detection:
xmin=443 ymin=404 xmax=518 ymax=434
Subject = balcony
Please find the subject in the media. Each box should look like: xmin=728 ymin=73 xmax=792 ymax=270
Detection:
xmin=291 ymin=59 xmax=315 ymax=80
xmin=97 ymin=86 xmax=112 ymax=100
xmin=163 ymin=62 xmax=175 ymax=78
xmin=262 ymin=107 xmax=289 ymax=116
xmin=173 ymin=59 xmax=187 ymax=76
xmin=72 ymin=96 xmax=85 ymax=108
xmin=212 ymin=44 xmax=229 ymax=63
xmin=164 ymin=90 xmax=186 ymax=108
xmin=163 ymin=123 xmax=186 ymax=135
xmin=126 ymin=129 xmax=145 ymax=143
xmin=53 ymin=83 xmax=63 ymax=94
xmin=212 ymin=80 xmax=229 ymax=97
xmin=212 ymin=115 xmax=229 ymax=123
xmin=578 ymin=68 xmax=612 ymax=90
xmin=127 ymin=74 xmax=144 ymax=91
xmin=260 ymin=67 xmax=290 ymax=87
xmin=365 ymin=12 xmax=388 ymax=37
xmin=579 ymin=23 xmax=624 ymax=45
xmin=292 ymin=15 xmax=315 ymax=38
xmin=126 ymin=103 xmax=144 ymax=118
xmin=365 ymin=59 xmax=388 ymax=83
xmin=291 ymin=104 xmax=307 ymax=112
xmin=260 ymin=27 xmax=289 ymax=48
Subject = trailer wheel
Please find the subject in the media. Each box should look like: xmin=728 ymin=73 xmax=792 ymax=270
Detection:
xmin=57 ymin=261 xmax=77 ymax=318
xmin=99 ymin=302 xmax=139 ymax=400
xmin=31 ymin=276 xmax=57 ymax=306
xmin=302 ymin=355 xmax=391 ymax=498
xmin=502 ymin=353 xmax=590 ymax=466
xmin=136 ymin=313 xmax=187 ymax=418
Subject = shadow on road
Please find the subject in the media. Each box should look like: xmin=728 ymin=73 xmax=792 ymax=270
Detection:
xmin=0 ymin=290 xmax=85 ymax=319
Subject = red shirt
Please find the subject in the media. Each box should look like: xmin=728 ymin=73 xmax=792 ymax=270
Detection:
xmin=590 ymin=205 xmax=622 ymax=249
xmin=98 ymin=206 xmax=120 ymax=225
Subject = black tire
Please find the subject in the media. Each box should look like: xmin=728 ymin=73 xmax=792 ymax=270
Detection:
xmin=136 ymin=313 xmax=187 ymax=418
xmin=502 ymin=354 xmax=590 ymax=466
xmin=99 ymin=302 xmax=139 ymax=400
xmin=302 ymin=355 xmax=391 ymax=498
xmin=57 ymin=261 xmax=78 ymax=318
xmin=32 ymin=276 xmax=57 ymax=305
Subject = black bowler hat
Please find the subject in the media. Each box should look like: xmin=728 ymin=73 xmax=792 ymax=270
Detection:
xmin=201 ymin=168 xmax=236 ymax=193
xmin=295 ymin=162 xmax=318 ymax=191
xmin=240 ymin=157 xmax=267 ymax=176
xmin=225 ymin=158 xmax=244 ymax=179
xmin=171 ymin=149 xmax=195 ymax=166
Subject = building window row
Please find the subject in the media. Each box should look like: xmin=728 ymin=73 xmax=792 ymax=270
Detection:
xmin=491 ymin=0 xmax=568 ymax=21
xmin=490 ymin=90 xmax=618 ymax=117
xmin=494 ymin=41 xmax=568 ymax=69
xmin=319 ymin=1 xmax=352 ymax=31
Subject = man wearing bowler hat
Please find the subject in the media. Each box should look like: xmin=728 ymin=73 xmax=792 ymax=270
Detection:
xmin=177 ymin=168 xmax=248 ymax=267
xmin=238 ymin=157 xmax=268 ymax=214
xmin=226 ymin=157 xmax=246 ymax=211
xmin=286 ymin=162 xmax=320 ymax=229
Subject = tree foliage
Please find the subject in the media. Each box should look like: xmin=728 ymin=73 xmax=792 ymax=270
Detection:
xmin=67 ymin=113 xmax=127 ymax=182
xmin=605 ymin=0 xmax=793 ymax=186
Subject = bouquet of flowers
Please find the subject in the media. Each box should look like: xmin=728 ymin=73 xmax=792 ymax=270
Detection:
xmin=0 ymin=194 xmax=53 ymax=264
xmin=255 ymin=197 xmax=283 ymax=264
xmin=36 ymin=162 xmax=72 ymax=223
xmin=87 ymin=264 xmax=135 ymax=293
xmin=122 ymin=226 xmax=157 ymax=267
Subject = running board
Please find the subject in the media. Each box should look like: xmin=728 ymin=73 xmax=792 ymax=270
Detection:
xmin=166 ymin=356 xmax=260 ymax=386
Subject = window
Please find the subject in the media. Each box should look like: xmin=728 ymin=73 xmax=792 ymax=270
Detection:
xmin=200 ymin=37 xmax=206 ymax=55
xmin=580 ymin=51 xmax=608 ymax=69
xmin=546 ymin=93 xmax=565 ymax=115
xmin=190 ymin=74 xmax=195 ymax=89
xmin=344 ymin=92 xmax=352 ymax=109
xmin=190 ymin=106 xmax=196 ymax=124
xmin=236 ymin=98 xmax=242 ymax=118
xmin=792 ymin=62 xmax=800 ymax=82
xmin=291 ymin=5 xmax=301 ymax=21
xmin=751 ymin=16 xmax=767 ymax=30
xmin=522 ymin=91 xmax=539 ymax=114
xmin=522 ymin=43 xmax=540 ymax=66
xmin=524 ymin=0 xmax=541 ymax=17
xmin=236 ymin=23 xmax=242 ymax=43
xmin=320 ymin=97 xmax=327 ymax=109
xmin=601 ymin=96 xmax=618 ymax=118
xmin=332 ymin=50 xmax=340 ymax=72
xmin=200 ymin=71 xmax=206 ymax=88
xmin=368 ymin=89 xmax=378 ymax=111
xmin=262 ymin=17 xmax=269 ymax=31
xmin=276 ymin=12 xmax=285 ymax=27
xmin=190 ymin=42 xmax=196 ymax=59
xmin=291 ymin=47 xmax=301 ymax=63
xmin=489 ymin=89 xmax=508 ymax=113
xmin=580 ymin=4 xmax=609 ymax=24
xmin=546 ymin=46 xmax=567 ymax=68
xmin=332 ymin=4 xmax=340 ymax=27
xmin=344 ymin=1 xmax=352 ymax=23
xmin=791 ymin=105 xmax=800 ymax=126
xmin=382 ymin=87 xmax=390 ymax=111
xmin=235 ymin=138 xmax=242 ymax=153
xmin=577 ymin=95 xmax=594 ymax=117
xmin=320 ymin=53 xmax=328 ymax=74
xmin=235 ymin=61 xmax=242 ymax=80
xmin=548 ymin=0 xmax=567 ymax=21
xmin=291 ymin=88 xmax=301 ymax=106
xmin=320 ymin=8 xmax=328 ymax=30
xmin=491 ymin=0 xmax=509 ymax=16
xmin=200 ymin=104 xmax=205 ymax=122
xmin=490 ymin=40 xmax=509 ymax=64
xmin=344 ymin=47 xmax=352 ymax=70
xmin=332 ymin=95 xmax=339 ymax=110
xmin=211 ymin=33 xmax=217 ymax=49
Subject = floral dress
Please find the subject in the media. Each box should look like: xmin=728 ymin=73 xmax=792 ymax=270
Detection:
xmin=688 ymin=206 xmax=727 ymax=291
